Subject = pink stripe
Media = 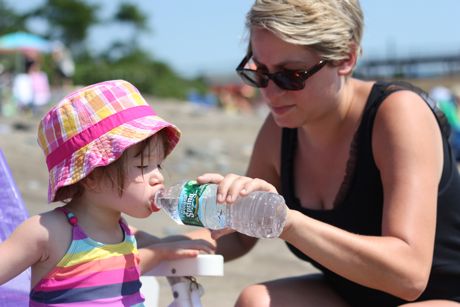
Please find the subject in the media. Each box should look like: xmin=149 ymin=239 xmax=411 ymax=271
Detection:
xmin=35 ymin=266 xmax=140 ymax=291
xmin=46 ymin=105 xmax=155 ymax=171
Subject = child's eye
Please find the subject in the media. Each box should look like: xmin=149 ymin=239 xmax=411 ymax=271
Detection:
xmin=136 ymin=164 xmax=162 ymax=170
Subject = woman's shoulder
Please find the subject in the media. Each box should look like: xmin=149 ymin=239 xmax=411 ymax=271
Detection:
xmin=372 ymin=80 xmax=433 ymax=105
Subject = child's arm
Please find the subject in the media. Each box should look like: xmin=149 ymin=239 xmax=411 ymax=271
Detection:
xmin=137 ymin=239 xmax=216 ymax=275
xmin=0 ymin=216 xmax=47 ymax=285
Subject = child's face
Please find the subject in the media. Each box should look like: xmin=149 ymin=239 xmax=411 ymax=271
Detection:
xmin=100 ymin=136 xmax=166 ymax=218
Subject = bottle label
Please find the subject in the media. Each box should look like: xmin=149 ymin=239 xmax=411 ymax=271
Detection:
xmin=177 ymin=180 xmax=207 ymax=226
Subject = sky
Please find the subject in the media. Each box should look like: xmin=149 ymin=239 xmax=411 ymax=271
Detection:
xmin=7 ymin=0 xmax=460 ymax=79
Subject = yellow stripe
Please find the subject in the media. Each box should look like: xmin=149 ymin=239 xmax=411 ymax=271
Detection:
xmin=60 ymin=101 xmax=79 ymax=139
xmin=58 ymin=241 xmax=138 ymax=267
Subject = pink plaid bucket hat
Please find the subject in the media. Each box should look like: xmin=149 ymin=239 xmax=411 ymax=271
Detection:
xmin=37 ymin=80 xmax=181 ymax=203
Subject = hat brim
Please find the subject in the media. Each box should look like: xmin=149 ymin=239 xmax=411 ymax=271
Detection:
xmin=48 ymin=114 xmax=180 ymax=202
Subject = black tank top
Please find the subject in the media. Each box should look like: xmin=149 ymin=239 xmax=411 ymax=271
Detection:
xmin=280 ymin=81 xmax=460 ymax=305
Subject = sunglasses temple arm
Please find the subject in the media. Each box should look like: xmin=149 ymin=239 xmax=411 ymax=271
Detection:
xmin=303 ymin=61 xmax=328 ymax=80
xmin=236 ymin=51 xmax=253 ymax=71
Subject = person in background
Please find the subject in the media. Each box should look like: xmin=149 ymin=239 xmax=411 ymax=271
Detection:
xmin=429 ymin=85 xmax=460 ymax=160
xmin=192 ymin=0 xmax=460 ymax=306
xmin=12 ymin=57 xmax=34 ymax=114
xmin=12 ymin=57 xmax=50 ymax=116
xmin=28 ymin=59 xmax=50 ymax=115
xmin=0 ymin=80 xmax=214 ymax=305
xmin=52 ymin=42 xmax=75 ymax=89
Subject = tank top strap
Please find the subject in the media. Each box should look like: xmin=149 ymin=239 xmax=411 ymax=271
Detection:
xmin=118 ymin=217 xmax=133 ymax=236
xmin=280 ymin=128 xmax=300 ymax=209
xmin=56 ymin=206 xmax=78 ymax=226
xmin=362 ymin=81 xmax=450 ymax=137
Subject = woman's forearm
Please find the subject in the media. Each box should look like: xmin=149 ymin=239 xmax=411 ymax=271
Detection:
xmin=281 ymin=210 xmax=432 ymax=300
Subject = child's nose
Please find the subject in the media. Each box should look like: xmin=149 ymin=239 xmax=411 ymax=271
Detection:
xmin=149 ymin=170 xmax=164 ymax=186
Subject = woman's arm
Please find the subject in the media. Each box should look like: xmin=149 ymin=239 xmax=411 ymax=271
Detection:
xmin=281 ymin=91 xmax=442 ymax=301
xmin=194 ymin=114 xmax=283 ymax=261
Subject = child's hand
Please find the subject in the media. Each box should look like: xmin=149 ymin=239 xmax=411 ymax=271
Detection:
xmin=151 ymin=239 xmax=215 ymax=260
xmin=197 ymin=173 xmax=278 ymax=204
xmin=139 ymin=239 xmax=215 ymax=274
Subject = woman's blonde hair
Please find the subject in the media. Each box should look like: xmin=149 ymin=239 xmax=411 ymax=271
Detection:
xmin=246 ymin=0 xmax=364 ymax=62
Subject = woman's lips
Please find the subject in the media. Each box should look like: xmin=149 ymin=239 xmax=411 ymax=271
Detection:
xmin=271 ymin=105 xmax=294 ymax=115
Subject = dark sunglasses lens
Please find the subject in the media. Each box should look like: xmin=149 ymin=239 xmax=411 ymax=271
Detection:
xmin=273 ymin=71 xmax=305 ymax=90
xmin=238 ymin=70 xmax=268 ymax=88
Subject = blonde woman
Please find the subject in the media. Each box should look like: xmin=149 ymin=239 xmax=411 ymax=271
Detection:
xmin=195 ymin=0 xmax=460 ymax=306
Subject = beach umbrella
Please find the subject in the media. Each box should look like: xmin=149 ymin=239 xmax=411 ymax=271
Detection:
xmin=0 ymin=32 xmax=52 ymax=53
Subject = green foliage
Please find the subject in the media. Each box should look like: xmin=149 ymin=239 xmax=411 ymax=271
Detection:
xmin=114 ymin=2 xmax=148 ymax=30
xmin=31 ymin=0 xmax=98 ymax=50
xmin=0 ymin=1 xmax=26 ymax=34
xmin=73 ymin=49 xmax=207 ymax=99
xmin=0 ymin=0 xmax=209 ymax=100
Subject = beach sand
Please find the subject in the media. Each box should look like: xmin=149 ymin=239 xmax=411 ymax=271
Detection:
xmin=0 ymin=100 xmax=317 ymax=306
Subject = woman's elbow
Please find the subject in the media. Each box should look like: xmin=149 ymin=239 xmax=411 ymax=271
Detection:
xmin=394 ymin=269 xmax=429 ymax=301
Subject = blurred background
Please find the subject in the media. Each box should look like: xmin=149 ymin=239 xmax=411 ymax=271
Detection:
xmin=1 ymin=0 xmax=460 ymax=114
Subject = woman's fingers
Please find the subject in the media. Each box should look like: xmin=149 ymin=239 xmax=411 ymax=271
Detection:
xmin=220 ymin=175 xmax=278 ymax=203
xmin=197 ymin=173 xmax=278 ymax=204
xmin=196 ymin=173 xmax=224 ymax=184
xmin=243 ymin=178 xmax=278 ymax=194
xmin=218 ymin=174 xmax=250 ymax=203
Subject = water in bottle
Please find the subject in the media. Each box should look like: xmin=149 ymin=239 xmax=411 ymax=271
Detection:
xmin=155 ymin=180 xmax=287 ymax=238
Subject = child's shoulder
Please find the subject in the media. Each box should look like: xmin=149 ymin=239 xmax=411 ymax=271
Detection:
xmin=19 ymin=209 xmax=71 ymax=241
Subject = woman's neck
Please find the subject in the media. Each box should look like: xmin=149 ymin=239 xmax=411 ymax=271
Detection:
xmin=300 ymin=78 xmax=365 ymax=149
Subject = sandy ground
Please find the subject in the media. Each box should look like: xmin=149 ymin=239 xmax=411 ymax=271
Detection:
xmin=0 ymin=100 xmax=316 ymax=306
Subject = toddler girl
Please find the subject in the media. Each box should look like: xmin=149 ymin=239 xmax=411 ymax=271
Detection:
xmin=0 ymin=80 xmax=213 ymax=305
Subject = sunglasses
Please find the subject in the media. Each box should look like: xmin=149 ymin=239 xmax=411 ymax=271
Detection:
xmin=236 ymin=51 xmax=328 ymax=91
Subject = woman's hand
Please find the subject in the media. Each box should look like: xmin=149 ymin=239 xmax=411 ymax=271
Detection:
xmin=197 ymin=173 xmax=279 ymax=240
xmin=197 ymin=173 xmax=278 ymax=204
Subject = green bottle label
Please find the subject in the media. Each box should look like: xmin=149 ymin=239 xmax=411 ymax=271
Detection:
xmin=177 ymin=180 xmax=208 ymax=226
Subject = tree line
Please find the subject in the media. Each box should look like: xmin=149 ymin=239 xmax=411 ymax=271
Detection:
xmin=0 ymin=0 xmax=208 ymax=99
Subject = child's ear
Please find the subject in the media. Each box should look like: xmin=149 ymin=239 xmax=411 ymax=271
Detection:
xmin=81 ymin=171 xmax=100 ymax=191
xmin=337 ymin=43 xmax=358 ymax=76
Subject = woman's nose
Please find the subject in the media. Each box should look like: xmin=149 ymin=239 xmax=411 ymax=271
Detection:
xmin=261 ymin=81 xmax=285 ymax=101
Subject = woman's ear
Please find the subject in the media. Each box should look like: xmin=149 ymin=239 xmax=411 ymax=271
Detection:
xmin=337 ymin=43 xmax=358 ymax=76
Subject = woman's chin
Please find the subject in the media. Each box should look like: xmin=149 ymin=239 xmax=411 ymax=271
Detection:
xmin=272 ymin=115 xmax=300 ymax=128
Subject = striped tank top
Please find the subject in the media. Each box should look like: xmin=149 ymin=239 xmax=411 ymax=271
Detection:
xmin=29 ymin=207 xmax=145 ymax=306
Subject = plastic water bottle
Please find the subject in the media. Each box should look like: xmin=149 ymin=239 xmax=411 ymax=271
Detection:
xmin=155 ymin=180 xmax=287 ymax=238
